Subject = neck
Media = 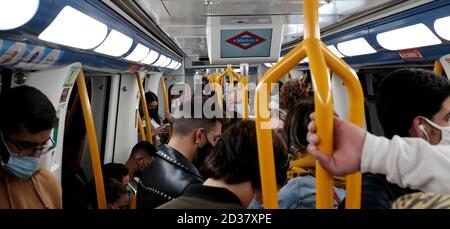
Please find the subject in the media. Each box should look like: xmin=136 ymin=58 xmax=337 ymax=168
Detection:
xmin=203 ymin=178 xmax=254 ymax=207
xmin=168 ymin=136 xmax=196 ymax=161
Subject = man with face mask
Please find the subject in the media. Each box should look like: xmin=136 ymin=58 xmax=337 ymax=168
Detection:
xmin=356 ymin=68 xmax=450 ymax=209
xmin=124 ymin=141 xmax=157 ymax=201
xmin=137 ymin=97 xmax=223 ymax=208
xmin=0 ymin=86 xmax=61 ymax=208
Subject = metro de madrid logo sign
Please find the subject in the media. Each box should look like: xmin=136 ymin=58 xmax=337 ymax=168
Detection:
xmin=226 ymin=31 xmax=266 ymax=50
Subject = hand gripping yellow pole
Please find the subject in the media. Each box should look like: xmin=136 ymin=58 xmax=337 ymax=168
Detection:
xmin=321 ymin=43 xmax=365 ymax=208
xmin=135 ymin=73 xmax=153 ymax=144
xmin=76 ymin=70 xmax=107 ymax=209
xmin=254 ymin=0 xmax=364 ymax=209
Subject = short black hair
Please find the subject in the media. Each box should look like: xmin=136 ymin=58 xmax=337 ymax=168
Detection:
xmin=283 ymin=98 xmax=315 ymax=156
xmin=105 ymin=178 xmax=128 ymax=205
xmin=202 ymin=120 xmax=289 ymax=190
xmin=129 ymin=141 xmax=157 ymax=159
xmin=102 ymin=163 xmax=129 ymax=182
xmin=0 ymin=86 xmax=56 ymax=134
xmin=376 ymin=68 xmax=450 ymax=138
xmin=172 ymin=96 xmax=223 ymax=136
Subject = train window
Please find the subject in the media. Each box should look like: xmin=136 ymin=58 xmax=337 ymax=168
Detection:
xmin=94 ymin=30 xmax=133 ymax=57
xmin=434 ymin=16 xmax=450 ymax=41
xmin=0 ymin=0 xmax=39 ymax=30
xmin=38 ymin=6 xmax=108 ymax=49
xmin=337 ymin=37 xmax=377 ymax=56
xmin=125 ymin=44 xmax=150 ymax=62
xmin=140 ymin=50 xmax=159 ymax=65
xmin=376 ymin=23 xmax=441 ymax=50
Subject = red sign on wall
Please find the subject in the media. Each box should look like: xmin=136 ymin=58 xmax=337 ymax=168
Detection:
xmin=398 ymin=48 xmax=423 ymax=60
xmin=226 ymin=31 xmax=266 ymax=50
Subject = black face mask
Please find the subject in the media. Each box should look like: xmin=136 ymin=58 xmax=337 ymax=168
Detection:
xmin=134 ymin=169 xmax=143 ymax=179
xmin=148 ymin=108 xmax=159 ymax=121
xmin=194 ymin=141 xmax=214 ymax=169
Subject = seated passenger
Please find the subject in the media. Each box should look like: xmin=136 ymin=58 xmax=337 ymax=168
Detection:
xmin=157 ymin=120 xmax=289 ymax=209
xmin=0 ymin=86 xmax=61 ymax=208
xmin=124 ymin=141 xmax=157 ymax=200
xmin=357 ymin=68 xmax=450 ymax=209
xmin=103 ymin=163 xmax=130 ymax=186
xmin=105 ymin=178 xmax=129 ymax=209
xmin=137 ymin=97 xmax=223 ymax=208
xmin=280 ymin=99 xmax=345 ymax=209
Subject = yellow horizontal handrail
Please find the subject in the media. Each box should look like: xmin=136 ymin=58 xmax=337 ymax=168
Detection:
xmin=254 ymin=0 xmax=364 ymax=209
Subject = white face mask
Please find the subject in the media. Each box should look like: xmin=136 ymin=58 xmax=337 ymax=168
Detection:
xmin=421 ymin=118 xmax=450 ymax=145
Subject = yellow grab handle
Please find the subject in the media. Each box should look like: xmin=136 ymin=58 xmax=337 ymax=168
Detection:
xmin=76 ymin=70 xmax=107 ymax=209
xmin=322 ymin=44 xmax=364 ymax=209
xmin=255 ymin=42 xmax=307 ymax=209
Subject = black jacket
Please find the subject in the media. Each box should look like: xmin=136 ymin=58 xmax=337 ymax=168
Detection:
xmin=137 ymin=145 xmax=204 ymax=209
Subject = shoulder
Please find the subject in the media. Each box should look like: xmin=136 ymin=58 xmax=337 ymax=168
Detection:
xmin=33 ymin=169 xmax=61 ymax=192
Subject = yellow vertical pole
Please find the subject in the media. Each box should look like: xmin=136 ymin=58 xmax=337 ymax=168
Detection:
xmin=255 ymin=43 xmax=307 ymax=209
xmin=135 ymin=73 xmax=153 ymax=144
xmin=137 ymin=115 xmax=146 ymax=141
xmin=160 ymin=76 xmax=173 ymax=139
xmin=160 ymin=76 xmax=171 ymax=113
xmin=242 ymin=75 xmax=249 ymax=119
xmin=228 ymin=65 xmax=234 ymax=89
xmin=76 ymin=70 xmax=107 ymax=209
xmin=322 ymin=44 xmax=364 ymax=209
xmin=304 ymin=0 xmax=334 ymax=209
xmin=434 ymin=60 xmax=443 ymax=75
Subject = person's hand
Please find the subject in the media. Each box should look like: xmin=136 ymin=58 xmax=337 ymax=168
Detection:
xmin=165 ymin=112 xmax=173 ymax=122
xmin=306 ymin=113 xmax=366 ymax=176
xmin=158 ymin=126 xmax=167 ymax=134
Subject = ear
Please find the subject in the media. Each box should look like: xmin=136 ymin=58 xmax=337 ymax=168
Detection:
xmin=411 ymin=117 xmax=427 ymax=138
xmin=194 ymin=128 xmax=205 ymax=144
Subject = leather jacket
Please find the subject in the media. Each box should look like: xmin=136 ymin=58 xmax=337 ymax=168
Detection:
xmin=137 ymin=145 xmax=204 ymax=209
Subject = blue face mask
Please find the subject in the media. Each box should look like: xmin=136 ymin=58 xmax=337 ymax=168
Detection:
xmin=2 ymin=155 xmax=40 ymax=179
xmin=0 ymin=132 xmax=40 ymax=179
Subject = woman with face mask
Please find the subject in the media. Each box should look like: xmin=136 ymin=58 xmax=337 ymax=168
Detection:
xmin=142 ymin=91 xmax=172 ymax=145
xmin=0 ymin=86 xmax=61 ymax=209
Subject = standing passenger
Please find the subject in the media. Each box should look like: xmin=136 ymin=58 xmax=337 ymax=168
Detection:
xmin=0 ymin=86 xmax=61 ymax=209
xmin=157 ymin=120 xmax=289 ymax=209
xmin=359 ymin=68 xmax=450 ymax=209
xmin=137 ymin=97 xmax=222 ymax=208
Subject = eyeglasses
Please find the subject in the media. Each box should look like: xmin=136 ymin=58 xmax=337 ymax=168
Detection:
xmin=0 ymin=131 xmax=56 ymax=156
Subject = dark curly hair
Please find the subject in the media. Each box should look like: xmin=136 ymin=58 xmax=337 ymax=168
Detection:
xmin=279 ymin=78 xmax=308 ymax=112
xmin=376 ymin=68 xmax=450 ymax=138
xmin=283 ymin=98 xmax=315 ymax=158
xmin=202 ymin=120 xmax=289 ymax=190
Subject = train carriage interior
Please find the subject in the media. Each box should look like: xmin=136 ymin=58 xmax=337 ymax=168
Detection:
xmin=0 ymin=0 xmax=449 ymax=214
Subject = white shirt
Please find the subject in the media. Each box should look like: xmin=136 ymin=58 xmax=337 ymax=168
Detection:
xmin=362 ymin=133 xmax=450 ymax=194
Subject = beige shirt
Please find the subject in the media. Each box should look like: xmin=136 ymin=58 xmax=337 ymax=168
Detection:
xmin=0 ymin=167 xmax=62 ymax=209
